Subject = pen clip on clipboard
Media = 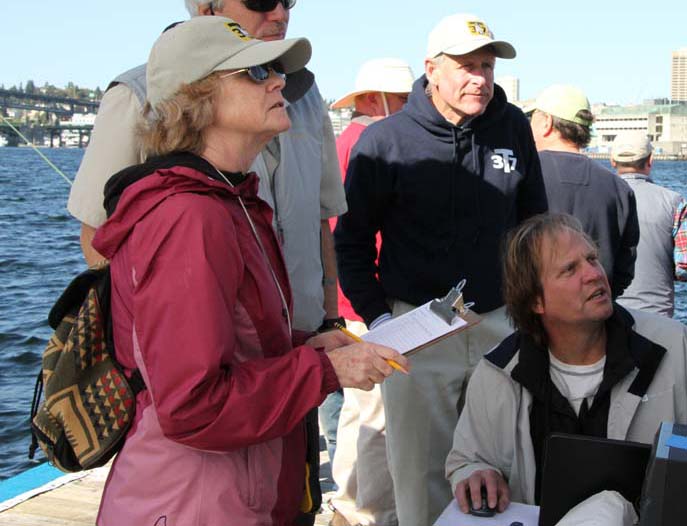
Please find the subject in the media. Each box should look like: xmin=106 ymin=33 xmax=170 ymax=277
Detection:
xmin=361 ymin=280 xmax=480 ymax=356
xmin=429 ymin=279 xmax=475 ymax=325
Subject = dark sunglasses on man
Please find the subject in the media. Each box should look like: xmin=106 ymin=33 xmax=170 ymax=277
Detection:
xmin=210 ymin=0 xmax=297 ymax=14
xmin=244 ymin=0 xmax=296 ymax=12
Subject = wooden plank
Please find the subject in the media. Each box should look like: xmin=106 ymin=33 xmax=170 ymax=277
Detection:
xmin=1 ymin=442 xmax=337 ymax=525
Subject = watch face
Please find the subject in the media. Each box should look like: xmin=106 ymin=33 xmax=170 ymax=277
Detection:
xmin=319 ymin=317 xmax=346 ymax=332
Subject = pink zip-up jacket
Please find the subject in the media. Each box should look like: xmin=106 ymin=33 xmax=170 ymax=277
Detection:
xmin=92 ymin=155 xmax=340 ymax=526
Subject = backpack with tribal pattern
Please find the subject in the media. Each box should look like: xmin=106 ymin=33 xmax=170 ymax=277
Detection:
xmin=29 ymin=263 xmax=145 ymax=472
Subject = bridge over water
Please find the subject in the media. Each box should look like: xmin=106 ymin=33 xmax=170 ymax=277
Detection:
xmin=0 ymin=90 xmax=100 ymax=146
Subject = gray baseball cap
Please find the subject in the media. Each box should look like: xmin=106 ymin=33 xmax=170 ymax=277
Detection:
xmin=147 ymin=16 xmax=312 ymax=107
xmin=611 ymin=132 xmax=653 ymax=163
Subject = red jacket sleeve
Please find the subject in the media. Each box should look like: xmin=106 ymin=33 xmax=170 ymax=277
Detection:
xmin=129 ymin=193 xmax=338 ymax=451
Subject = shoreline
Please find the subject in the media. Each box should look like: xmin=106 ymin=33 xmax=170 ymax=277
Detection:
xmin=587 ymin=152 xmax=687 ymax=161
xmin=2 ymin=144 xmax=687 ymax=161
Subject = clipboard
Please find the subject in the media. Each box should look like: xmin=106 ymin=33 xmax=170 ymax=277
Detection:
xmin=361 ymin=280 xmax=482 ymax=356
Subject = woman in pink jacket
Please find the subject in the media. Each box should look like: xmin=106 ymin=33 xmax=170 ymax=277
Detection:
xmin=91 ymin=17 xmax=407 ymax=526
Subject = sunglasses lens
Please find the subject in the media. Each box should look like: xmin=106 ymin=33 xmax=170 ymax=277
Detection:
xmin=243 ymin=0 xmax=296 ymax=12
xmin=243 ymin=0 xmax=278 ymax=12
xmin=246 ymin=66 xmax=270 ymax=82
xmin=245 ymin=64 xmax=286 ymax=83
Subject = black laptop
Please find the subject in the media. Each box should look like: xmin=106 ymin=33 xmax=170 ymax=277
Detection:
xmin=538 ymin=433 xmax=651 ymax=526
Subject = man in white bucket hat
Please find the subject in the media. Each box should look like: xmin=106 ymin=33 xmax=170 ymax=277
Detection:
xmin=332 ymin=58 xmax=414 ymax=184
xmin=328 ymin=57 xmax=414 ymax=526
xmin=335 ymin=13 xmax=546 ymax=526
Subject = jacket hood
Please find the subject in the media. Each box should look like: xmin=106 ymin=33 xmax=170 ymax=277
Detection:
xmin=93 ymin=152 xmax=256 ymax=259
xmin=405 ymin=74 xmax=508 ymax=141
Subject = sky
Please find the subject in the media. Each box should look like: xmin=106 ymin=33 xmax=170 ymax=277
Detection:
xmin=3 ymin=0 xmax=686 ymax=106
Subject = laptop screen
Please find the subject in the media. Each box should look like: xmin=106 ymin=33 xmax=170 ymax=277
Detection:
xmin=538 ymin=433 xmax=651 ymax=526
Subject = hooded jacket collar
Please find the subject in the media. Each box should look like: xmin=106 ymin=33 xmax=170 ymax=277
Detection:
xmin=94 ymin=152 xmax=259 ymax=260
xmin=487 ymin=304 xmax=667 ymax=400
xmin=404 ymin=74 xmax=508 ymax=142
xmin=103 ymin=151 xmax=250 ymax=217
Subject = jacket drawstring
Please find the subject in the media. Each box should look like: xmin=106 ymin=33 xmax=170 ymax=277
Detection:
xmin=448 ymin=128 xmax=459 ymax=253
xmin=471 ymin=133 xmax=483 ymax=246
xmin=535 ymin=368 xmax=553 ymax=504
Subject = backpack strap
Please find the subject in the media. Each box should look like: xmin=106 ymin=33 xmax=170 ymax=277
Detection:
xmin=28 ymin=370 xmax=44 ymax=460
xmin=128 ymin=369 xmax=146 ymax=395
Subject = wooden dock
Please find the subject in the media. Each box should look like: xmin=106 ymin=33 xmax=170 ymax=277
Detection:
xmin=0 ymin=444 xmax=336 ymax=525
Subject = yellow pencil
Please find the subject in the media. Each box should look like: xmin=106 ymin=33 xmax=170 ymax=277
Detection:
xmin=334 ymin=323 xmax=409 ymax=375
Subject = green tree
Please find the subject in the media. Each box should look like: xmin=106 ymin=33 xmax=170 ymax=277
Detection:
xmin=25 ymin=80 xmax=36 ymax=94
xmin=66 ymin=82 xmax=77 ymax=98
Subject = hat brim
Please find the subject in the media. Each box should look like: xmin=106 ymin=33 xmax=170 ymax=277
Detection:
xmin=330 ymin=87 xmax=410 ymax=109
xmin=441 ymin=39 xmax=516 ymax=59
xmin=213 ymin=37 xmax=312 ymax=75
xmin=521 ymin=103 xmax=536 ymax=116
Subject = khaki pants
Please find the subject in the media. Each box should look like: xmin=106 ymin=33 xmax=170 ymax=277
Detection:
xmin=381 ymin=301 xmax=512 ymax=526
xmin=330 ymin=320 xmax=397 ymax=526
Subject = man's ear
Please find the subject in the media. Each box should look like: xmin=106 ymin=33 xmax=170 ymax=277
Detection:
xmin=366 ymin=92 xmax=385 ymax=115
xmin=541 ymin=113 xmax=554 ymax=137
xmin=532 ymin=295 xmax=545 ymax=315
xmin=365 ymin=92 xmax=379 ymax=105
xmin=198 ymin=2 xmax=213 ymax=16
xmin=425 ymin=59 xmax=440 ymax=86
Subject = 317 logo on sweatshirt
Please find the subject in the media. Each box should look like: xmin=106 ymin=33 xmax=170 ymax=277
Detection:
xmin=492 ymin=149 xmax=518 ymax=173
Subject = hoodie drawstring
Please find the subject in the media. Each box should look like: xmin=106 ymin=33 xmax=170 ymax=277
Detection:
xmin=448 ymin=128 xmax=459 ymax=253
xmin=472 ymin=133 xmax=483 ymax=246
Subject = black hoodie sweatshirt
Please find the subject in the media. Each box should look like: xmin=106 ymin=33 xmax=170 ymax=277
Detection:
xmin=334 ymin=76 xmax=547 ymax=325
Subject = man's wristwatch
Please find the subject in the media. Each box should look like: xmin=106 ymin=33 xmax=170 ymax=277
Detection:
xmin=318 ymin=317 xmax=346 ymax=333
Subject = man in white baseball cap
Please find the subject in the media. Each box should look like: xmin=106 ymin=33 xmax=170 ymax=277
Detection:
xmin=612 ymin=131 xmax=687 ymax=317
xmin=335 ymin=13 xmax=546 ymax=526
xmin=328 ymin=57 xmax=414 ymax=526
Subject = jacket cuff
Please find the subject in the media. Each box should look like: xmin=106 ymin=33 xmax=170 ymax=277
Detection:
xmin=360 ymin=300 xmax=393 ymax=328
xmin=448 ymin=463 xmax=504 ymax=494
xmin=292 ymin=329 xmax=316 ymax=347
xmin=317 ymin=349 xmax=342 ymax=395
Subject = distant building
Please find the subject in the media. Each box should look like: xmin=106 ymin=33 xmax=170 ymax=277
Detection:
xmin=591 ymin=102 xmax=687 ymax=156
xmin=68 ymin=113 xmax=96 ymax=126
xmin=672 ymin=48 xmax=687 ymax=102
xmin=496 ymin=76 xmax=520 ymax=103
xmin=328 ymin=107 xmax=352 ymax=137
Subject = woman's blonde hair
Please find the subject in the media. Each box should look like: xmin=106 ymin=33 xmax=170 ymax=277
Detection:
xmin=139 ymin=72 xmax=224 ymax=158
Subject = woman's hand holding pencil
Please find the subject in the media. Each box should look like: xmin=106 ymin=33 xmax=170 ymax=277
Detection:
xmin=333 ymin=323 xmax=409 ymax=375
xmin=308 ymin=323 xmax=410 ymax=391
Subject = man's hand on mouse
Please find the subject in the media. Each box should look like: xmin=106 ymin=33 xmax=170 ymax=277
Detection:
xmin=455 ymin=468 xmax=510 ymax=514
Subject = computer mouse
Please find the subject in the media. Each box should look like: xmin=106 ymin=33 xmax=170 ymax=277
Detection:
xmin=466 ymin=485 xmax=496 ymax=517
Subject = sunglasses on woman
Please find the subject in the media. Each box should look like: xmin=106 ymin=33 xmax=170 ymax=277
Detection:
xmin=242 ymin=0 xmax=297 ymax=12
xmin=221 ymin=63 xmax=286 ymax=83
